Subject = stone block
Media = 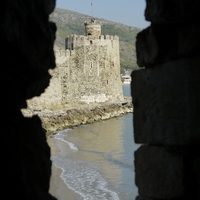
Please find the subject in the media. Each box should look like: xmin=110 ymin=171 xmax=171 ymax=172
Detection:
xmin=136 ymin=24 xmax=200 ymax=67
xmin=135 ymin=145 xmax=184 ymax=199
xmin=131 ymin=56 xmax=200 ymax=145
xmin=192 ymin=156 xmax=200 ymax=197
xmin=145 ymin=0 xmax=200 ymax=24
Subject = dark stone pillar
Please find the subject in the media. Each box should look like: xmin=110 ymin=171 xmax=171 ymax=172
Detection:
xmin=131 ymin=0 xmax=200 ymax=199
xmin=2 ymin=0 xmax=57 ymax=199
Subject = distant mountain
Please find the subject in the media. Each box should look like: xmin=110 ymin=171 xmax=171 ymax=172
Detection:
xmin=50 ymin=8 xmax=142 ymax=73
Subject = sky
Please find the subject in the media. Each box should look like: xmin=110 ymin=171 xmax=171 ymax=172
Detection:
xmin=55 ymin=0 xmax=150 ymax=29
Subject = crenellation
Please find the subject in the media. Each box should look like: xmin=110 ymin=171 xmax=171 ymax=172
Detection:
xmin=66 ymin=34 xmax=119 ymax=51
xmin=99 ymin=35 xmax=104 ymax=40
xmin=113 ymin=35 xmax=119 ymax=40
xmin=55 ymin=49 xmax=73 ymax=65
xmin=104 ymin=35 xmax=109 ymax=39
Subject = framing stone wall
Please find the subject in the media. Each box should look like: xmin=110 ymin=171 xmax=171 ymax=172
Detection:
xmin=132 ymin=0 xmax=200 ymax=199
xmin=4 ymin=0 xmax=200 ymax=199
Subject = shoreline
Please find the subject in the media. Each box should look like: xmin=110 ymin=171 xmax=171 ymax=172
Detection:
xmin=46 ymin=99 xmax=133 ymax=199
xmin=48 ymin=137 xmax=82 ymax=200
xmin=40 ymin=100 xmax=133 ymax=136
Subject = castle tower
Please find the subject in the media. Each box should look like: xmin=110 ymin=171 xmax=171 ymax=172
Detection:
xmin=27 ymin=18 xmax=124 ymax=109
xmin=84 ymin=18 xmax=101 ymax=37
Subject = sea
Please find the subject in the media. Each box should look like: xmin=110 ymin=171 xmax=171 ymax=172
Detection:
xmin=49 ymin=84 xmax=140 ymax=200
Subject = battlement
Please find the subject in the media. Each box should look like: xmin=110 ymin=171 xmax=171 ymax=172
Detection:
xmin=54 ymin=49 xmax=75 ymax=65
xmin=65 ymin=34 xmax=119 ymax=50
xmin=101 ymin=35 xmax=119 ymax=40
xmin=54 ymin=49 xmax=71 ymax=57
xmin=66 ymin=34 xmax=119 ymax=41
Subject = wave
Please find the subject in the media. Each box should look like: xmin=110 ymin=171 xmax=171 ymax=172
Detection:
xmin=49 ymin=112 xmax=137 ymax=199
xmin=52 ymin=157 xmax=120 ymax=200
xmin=54 ymin=130 xmax=78 ymax=151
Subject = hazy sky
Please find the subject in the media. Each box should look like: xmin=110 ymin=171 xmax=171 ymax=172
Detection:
xmin=55 ymin=0 xmax=150 ymax=29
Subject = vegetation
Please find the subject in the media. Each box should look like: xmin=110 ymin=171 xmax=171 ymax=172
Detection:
xmin=50 ymin=8 xmax=143 ymax=73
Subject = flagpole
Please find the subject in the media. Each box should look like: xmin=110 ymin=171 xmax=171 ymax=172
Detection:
xmin=91 ymin=0 xmax=93 ymax=17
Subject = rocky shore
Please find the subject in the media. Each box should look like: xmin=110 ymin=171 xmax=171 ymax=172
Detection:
xmin=26 ymin=99 xmax=133 ymax=135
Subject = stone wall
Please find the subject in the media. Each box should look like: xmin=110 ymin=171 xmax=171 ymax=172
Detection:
xmin=2 ymin=0 xmax=57 ymax=199
xmin=131 ymin=0 xmax=200 ymax=199
xmin=27 ymin=31 xmax=124 ymax=110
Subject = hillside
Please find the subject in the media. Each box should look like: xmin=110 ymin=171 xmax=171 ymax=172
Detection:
xmin=50 ymin=8 xmax=142 ymax=73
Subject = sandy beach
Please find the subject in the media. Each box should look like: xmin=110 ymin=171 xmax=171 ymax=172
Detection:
xmin=47 ymin=110 xmax=137 ymax=200
xmin=48 ymin=136 xmax=82 ymax=200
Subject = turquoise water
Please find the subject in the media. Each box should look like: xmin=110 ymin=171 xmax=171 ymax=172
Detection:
xmin=50 ymin=85 xmax=140 ymax=199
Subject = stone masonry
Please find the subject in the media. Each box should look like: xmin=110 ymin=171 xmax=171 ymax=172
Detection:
xmin=27 ymin=18 xmax=124 ymax=111
xmin=132 ymin=0 xmax=200 ymax=199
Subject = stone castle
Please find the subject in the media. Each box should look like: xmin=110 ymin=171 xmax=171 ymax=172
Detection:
xmin=4 ymin=1 xmax=200 ymax=199
xmin=27 ymin=18 xmax=124 ymax=111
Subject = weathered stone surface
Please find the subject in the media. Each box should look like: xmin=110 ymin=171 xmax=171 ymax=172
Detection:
xmin=36 ymin=101 xmax=133 ymax=135
xmin=190 ymin=153 xmax=200 ymax=198
xmin=131 ymin=56 xmax=200 ymax=145
xmin=2 ymin=0 xmax=57 ymax=199
xmin=135 ymin=145 xmax=184 ymax=199
xmin=145 ymin=0 xmax=200 ymax=24
xmin=136 ymin=24 xmax=200 ymax=67
xmin=133 ymin=1 xmax=200 ymax=200
xmin=27 ymin=28 xmax=124 ymax=109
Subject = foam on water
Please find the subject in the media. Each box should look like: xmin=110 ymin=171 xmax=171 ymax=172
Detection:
xmin=52 ymin=157 xmax=119 ymax=200
xmin=50 ymin=111 xmax=139 ymax=199
xmin=52 ymin=130 xmax=120 ymax=199
xmin=54 ymin=131 xmax=78 ymax=151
